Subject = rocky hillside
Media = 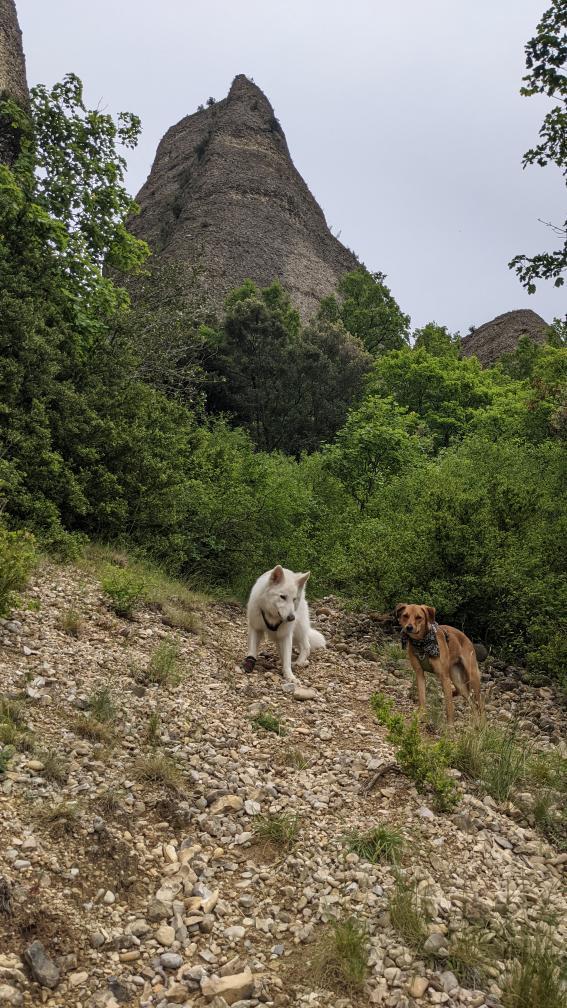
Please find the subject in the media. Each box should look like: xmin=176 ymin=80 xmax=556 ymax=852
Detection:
xmin=0 ymin=561 xmax=565 ymax=1008
xmin=129 ymin=75 xmax=360 ymax=319
xmin=460 ymin=310 xmax=549 ymax=366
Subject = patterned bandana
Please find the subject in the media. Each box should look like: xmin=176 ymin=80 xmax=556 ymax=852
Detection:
xmin=401 ymin=622 xmax=440 ymax=659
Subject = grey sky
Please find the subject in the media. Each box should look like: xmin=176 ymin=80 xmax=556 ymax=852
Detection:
xmin=17 ymin=0 xmax=565 ymax=333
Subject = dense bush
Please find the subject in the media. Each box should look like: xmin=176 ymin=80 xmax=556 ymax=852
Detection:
xmin=0 ymin=526 xmax=36 ymax=615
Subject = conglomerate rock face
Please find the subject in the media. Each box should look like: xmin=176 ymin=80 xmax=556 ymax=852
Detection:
xmin=130 ymin=74 xmax=360 ymax=318
xmin=0 ymin=0 xmax=29 ymax=164
xmin=461 ymin=309 xmax=549 ymax=365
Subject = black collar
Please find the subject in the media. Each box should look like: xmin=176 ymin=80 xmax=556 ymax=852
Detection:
xmin=261 ymin=609 xmax=282 ymax=632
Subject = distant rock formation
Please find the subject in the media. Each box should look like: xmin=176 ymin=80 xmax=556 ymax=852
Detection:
xmin=461 ymin=309 xmax=549 ymax=365
xmin=0 ymin=0 xmax=29 ymax=164
xmin=130 ymin=75 xmax=360 ymax=318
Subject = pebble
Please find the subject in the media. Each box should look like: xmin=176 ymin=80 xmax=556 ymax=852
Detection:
xmin=155 ymin=925 xmax=175 ymax=947
xmin=23 ymin=942 xmax=60 ymax=989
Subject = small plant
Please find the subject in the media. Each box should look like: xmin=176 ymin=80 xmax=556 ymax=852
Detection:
xmin=346 ymin=825 xmax=404 ymax=865
xmin=58 ymin=609 xmax=82 ymax=637
xmin=0 ymin=746 xmax=14 ymax=775
xmin=0 ymin=698 xmax=26 ymax=727
xmin=384 ymin=641 xmax=405 ymax=662
xmin=72 ymin=715 xmax=113 ymax=744
xmin=502 ymin=930 xmax=566 ymax=1008
xmin=144 ymin=641 xmax=181 ymax=687
xmin=101 ymin=568 xmax=148 ymax=618
xmin=444 ymin=925 xmax=496 ymax=989
xmin=86 ymin=685 xmax=118 ymax=723
xmin=0 ymin=721 xmax=19 ymax=746
xmin=96 ymin=787 xmax=123 ymax=816
xmin=282 ymin=747 xmax=311 ymax=770
xmin=145 ymin=711 xmax=162 ymax=746
xmin=252 ymin=711 xmax=286 ymax=735
xmin=37 ymin=749 xmax=68 ymax=783
xmin=453 ymin=718 xmax=530 ymax=802
xmin=133 ymin=753 xmax=184 ymax=793
xmin=372 ymin=693 xmax=459 ymax=811
xmin=253 ymin=812 xmax=301 ymax=849
xmin=312 ymin=917 xmax=368 ymax=993
xmin=389 ymin=873 xmax=430 ymax=951
xmin=39 ymin=800 xmax=81 ymax=833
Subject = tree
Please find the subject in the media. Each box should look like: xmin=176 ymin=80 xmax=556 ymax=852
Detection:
xmin=28 ymin=74 xmax=148 ymax=291
xmin=205 ymin=280 xmax=371 ymax=455
xmin=323 ymin=396 xmax=425 ymax=511
xmin=322 ymin=269 xmax=410 ymax=355
xmin=118 ymin=260 xmax=217 ymax=408
xmin=413 ymin=322 xmax=461 ymax=358
xmin=509 ymin=0 xmax=567 ymax=292
xmin=368 ymin=347 xmax=502 ymax=449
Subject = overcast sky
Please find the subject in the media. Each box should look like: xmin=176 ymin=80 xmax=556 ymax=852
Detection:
xmin=17 ymin=0 xmax=565 ymax=332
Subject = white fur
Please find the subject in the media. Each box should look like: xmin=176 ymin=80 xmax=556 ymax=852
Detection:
xmin=245 ymin=565 xmax=326 ymax=683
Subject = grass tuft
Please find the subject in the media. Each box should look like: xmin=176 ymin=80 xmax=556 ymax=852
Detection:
xmin=312 ymin=917 xmax=368 ymax=993
xmin=36 ymin=749 xmax=68 ymax=783
xmin=145 ymin=710 xmax=162 ymax=746
xmin=57 ymin=609 xmax=83 ymax=637
xmin=253 ymin=812 xmax=301 ymax=849
xmin=389 ymin=873 xmax=430 ymax=951
xmin=133 ymin=752 xmax=184 ymax=793
xmin=0 ymin=697 xmax=26 ymax=727
xmin=282 ymin=747 xmax=311 ymax=770
xmin=346 ymin=825 xmax=404 ymax=865
xmin=143 ymin=641 xmax=181 ymax=687
xmin=86 ymin=685 xmax=118 ymax=723
xmin=452 ymin=717 xmax=529 ymax=802
xmin=39 ymin=800 xmax=82 ymax=833
xmin=72 ymin=714 xmax=113 ymax=744
xmin=252 ymin=710 xmax=286 ymax=735
xmin=161 ymin=603 xmax=203 ymax=634
xmin=502 ymin=930 xmax=566 ymax=1008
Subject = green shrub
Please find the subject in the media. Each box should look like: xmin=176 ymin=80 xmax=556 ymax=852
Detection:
xmin=86 ymin=685 xmax=118 ymax=723
xmin=0 ymin=527 xmax=36 ymax=615
xmin=101 ymin=567 xmax=149 ymax=618
xmin=252 ymin=711 xmax=286 ymax=735
xmin=0 ymin=746 xmax=14 ymax=775
xmin=371 ymin=693 xmax=459 ymax=811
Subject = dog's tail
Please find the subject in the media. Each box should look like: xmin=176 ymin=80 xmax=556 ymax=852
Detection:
xmin=309 ymin=628 xmax=326 ymax=650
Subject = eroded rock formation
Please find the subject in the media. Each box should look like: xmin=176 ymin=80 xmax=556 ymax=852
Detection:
xmin=130 ymin=75 xmax=360 ymax=318
xmin=461 ymin=309 xmax=549 ymax=365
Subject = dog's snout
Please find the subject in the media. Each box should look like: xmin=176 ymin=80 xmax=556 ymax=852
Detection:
xmin=286 ymin=613 xmax=295 ymax=622
xmin=406 ymin=624 xmax=414 ymax=633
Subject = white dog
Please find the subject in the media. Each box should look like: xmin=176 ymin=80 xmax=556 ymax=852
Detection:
xmin=243 ymin=565 xmax=326 ymax=682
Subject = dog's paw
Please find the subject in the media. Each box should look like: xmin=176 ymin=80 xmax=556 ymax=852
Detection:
xmin=282 ymin=672 xmax=299 ymax=685
xmin=242 ymin=656 xmax=256 ymax=674
xmin=294 ymin=656 xmax=309 ymax=668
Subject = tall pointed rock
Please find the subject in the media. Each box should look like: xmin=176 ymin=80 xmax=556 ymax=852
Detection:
xmin=131 ymin=75 xmax=360 ymax=318
xmin=0 ymin=0 xmax=30 ymax=163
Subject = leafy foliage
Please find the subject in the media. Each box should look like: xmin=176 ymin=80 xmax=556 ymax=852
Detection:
xmin=509 ymin=1 xmax=566 ymax=291
xmin=371 ymin=693 xmax=460 ymax=810
xmin=0 ymin=527 xmax=36 ymax=615
xmin=322 ymin=269 xmax=410 ymax=355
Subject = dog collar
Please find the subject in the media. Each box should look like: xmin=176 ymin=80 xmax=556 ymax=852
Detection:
xmin=401 ymin=622 xmax=441 ymax=658
xmin=261 ymin=609 xmax=282 ymax=632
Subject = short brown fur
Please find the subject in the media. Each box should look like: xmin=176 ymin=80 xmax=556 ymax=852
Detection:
xmin=395 ymin=603 xmax=483 ymax=724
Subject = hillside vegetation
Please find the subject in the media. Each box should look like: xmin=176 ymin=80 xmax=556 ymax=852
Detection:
xmin=1 ymin=74 xmax=566 ymax=691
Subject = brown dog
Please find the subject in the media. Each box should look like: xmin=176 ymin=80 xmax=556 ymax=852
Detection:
xmin=395 ymin=603 xmax=483 ymax=724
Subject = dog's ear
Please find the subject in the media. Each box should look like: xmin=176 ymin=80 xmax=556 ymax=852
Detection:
xmin=270 ymin=565 xmax=284 ymax=583
xmin=424 ymin=605 xmax=436 ymax=623
xmin=296 ymin=571 xmax=310 ymax=589
xmin=394 ymin=603 xmax=406 ymax=620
